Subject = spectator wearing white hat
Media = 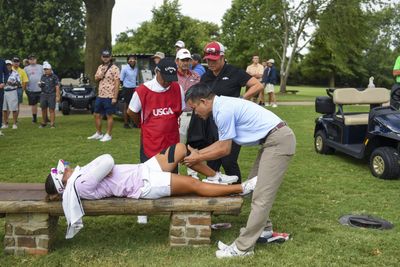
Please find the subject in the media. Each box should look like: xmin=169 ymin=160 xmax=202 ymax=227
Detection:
xmin=38 ymin=62 xmax=60 ymax=128
xmin=2 ymin=60 xmax=21 ymax=129
xmin=261 ymin=59 xmax=278 ymax=107
xmin=151 ymin=51 xmax=165 ymax=65
xmin=175 ymin=48 xmax=200 ymax=143
xmin=175 ymin=40 xmax=185 ymax=53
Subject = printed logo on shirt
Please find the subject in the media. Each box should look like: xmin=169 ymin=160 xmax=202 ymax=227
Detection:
xmin=222 ymin=77 xmax=229 ymax=80
xmin=152 ymin=107 xmax=174 ymax=116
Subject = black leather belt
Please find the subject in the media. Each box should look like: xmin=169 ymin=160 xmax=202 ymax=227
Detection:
xmin=4 ymin=88 xmax=16 ymax=92
xmin=185 ymin=112 xmax=192 ymax=116
xmin=259 ymin=121 xmax=287 ymax=144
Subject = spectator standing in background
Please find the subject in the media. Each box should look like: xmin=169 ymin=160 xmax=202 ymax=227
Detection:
xmin=191 ymin=53 xmax=206 ymax=77
xmin=87 ymin=50 xmax=120 ymax=142
xmin=38 ymin=62 xmax=60 ymax=128
xmin=12 ymin=57 xmax=29 ymax=119
xmin=24 ymin=54 xmax=43 ymax=123
xmin=262 ymin=59 xmax=278 ymax=107
xmin=120 ymin=54 xmax=138 ymax=129
xmin=246 ymin=55 xmax=265 ymax=105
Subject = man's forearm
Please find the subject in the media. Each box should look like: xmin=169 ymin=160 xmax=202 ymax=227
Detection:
xmin=127 ymin=110 xmax=140 ymax=126
xmin=243 ymin=78 xmax=264 ymax=99
xmin=198 ymin=140 xmax=231 ymax=161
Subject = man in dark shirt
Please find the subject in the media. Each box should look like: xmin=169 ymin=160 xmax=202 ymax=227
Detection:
xmin=39 ymin=62 xmax=60 ymax=128
xmin=187 ymin=41 xmax=263 ymax=183
xmin=0 ymin=58 xmax=9 ymax=135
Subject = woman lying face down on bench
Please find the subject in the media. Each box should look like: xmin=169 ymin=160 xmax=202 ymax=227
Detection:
xmin=45 ymin=143 xmax=257 ymax=201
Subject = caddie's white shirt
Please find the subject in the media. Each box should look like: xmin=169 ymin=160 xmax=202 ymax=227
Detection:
xmin=212 ymin=96 xmax=282 ymax=146
xmin=128 ymin=77 xmax=185 ymax=113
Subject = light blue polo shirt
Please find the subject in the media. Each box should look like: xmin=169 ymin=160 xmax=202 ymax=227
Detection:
xmin=212 ymin=96 xmax=282 ymax=146
xmin=120 ymin=65 xmax=138 ymax=88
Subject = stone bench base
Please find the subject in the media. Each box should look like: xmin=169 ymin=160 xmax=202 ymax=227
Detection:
xmin=4 ymin=213 xmax=58 ymax=256
xmin=170 ymin=212 xmax=212 ymax=246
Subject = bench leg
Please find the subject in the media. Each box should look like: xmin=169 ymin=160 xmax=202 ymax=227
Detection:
xmin=170 ymin=212 xmax=211 ymax=247
xmin=4 ymin=213 xmax=58 ymax=255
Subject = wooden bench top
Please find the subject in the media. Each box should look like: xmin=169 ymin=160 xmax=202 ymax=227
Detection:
xmin=0 ymin=183 xmax=243 ymax=216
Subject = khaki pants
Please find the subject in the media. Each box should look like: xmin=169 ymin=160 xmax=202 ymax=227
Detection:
xmin=235 ymin=126 xmax=296 ymax=251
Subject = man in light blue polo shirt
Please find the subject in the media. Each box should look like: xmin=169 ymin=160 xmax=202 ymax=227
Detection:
xmin=120 ymin=54 xmax=138 ymax=128
xmin=184 ymin=83 xmax=296 ymax=258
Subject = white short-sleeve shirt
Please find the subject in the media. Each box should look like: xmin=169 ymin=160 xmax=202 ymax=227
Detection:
xmin=128 ymin=77 xmax=185 ymax=113
xmin=212 ymin=96 xmax=282 ymax=146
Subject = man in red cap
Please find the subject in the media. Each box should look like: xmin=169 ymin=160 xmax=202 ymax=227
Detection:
xmin=187 ymin=41 xmax=263 ymax=183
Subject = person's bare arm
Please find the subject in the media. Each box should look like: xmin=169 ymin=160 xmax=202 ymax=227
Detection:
xmin=393 ymin=70 xmax=400 ymax=76
xmin=183 ymin=140 xmax=232 ymax=167
xmin=242 ymin=77 xmax=264 ymax=100
xmin=56 ymin=85 xmax=60 ymax=102
xmin=112 ymin=79 xmax=120 ymax=104
xmin=127 ymin=109 xmax=141 ymax=127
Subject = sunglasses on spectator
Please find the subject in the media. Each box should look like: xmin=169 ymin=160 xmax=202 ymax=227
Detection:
xmin=205 ymin=48 xmax=221 ymax=56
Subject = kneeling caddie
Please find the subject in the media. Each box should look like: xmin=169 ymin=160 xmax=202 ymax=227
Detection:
xmin=184 ymin=83 xmax=296 ymax=258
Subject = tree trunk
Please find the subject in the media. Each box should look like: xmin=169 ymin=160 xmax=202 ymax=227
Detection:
xmin=83 ymin=0 xmax=115 ymax=85
xmin=329 ymin=71 xmax=335 ymax=88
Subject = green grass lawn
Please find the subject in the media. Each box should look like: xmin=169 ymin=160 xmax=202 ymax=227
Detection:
xmin=1 ymin=106 xmax=400 ymax=266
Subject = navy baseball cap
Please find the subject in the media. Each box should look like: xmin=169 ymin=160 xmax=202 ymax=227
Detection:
xmin=155 ymin=58 xmax=178 ymax=82
xmin=101 ymin=49 xmax=111 ymax=57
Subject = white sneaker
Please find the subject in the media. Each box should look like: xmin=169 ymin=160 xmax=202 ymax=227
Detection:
xmin=0 ymin=131 xmax=4 ymax=136
xmin=87 ymin=132 xmax=104 ymax=140
xmin=1 ymin=124 xmax=8 ymax=129
xmin=240 ymin=176 xmax=258 ymax=196
xmin=215 ymin=242 xmax=254 ymax=258
xmin=99 ymin=133 xmax=112 ymax=142
xmin=264 ymin=103 xmax=270 ymax=107
xmin=12 ymin=124 xmax=18 ymax=129
xmin=272 ymin=103 xmax=278 ymax=108
xmin=187 ymin=167 xmax=199 ymax=179
xmin=217 ymin=240 xmax=232 ymax=251
xmin=204 ymin=172 xmax=238 ymax=184
xmin=137 ymin=216 xmax=148 ymax=224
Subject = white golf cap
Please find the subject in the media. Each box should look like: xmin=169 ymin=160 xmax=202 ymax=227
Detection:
xmin=43 ymin=62 xmax=52 ymax=69
xmin=176 ymin=48 xmax=192 ymax=60
xmin=5 ymin=60 xmax=12 ymax=65
xmin=267 ymin=59 xmax=275 ymax=64
xmin=175 ymin=40 xmax=185 ymax=48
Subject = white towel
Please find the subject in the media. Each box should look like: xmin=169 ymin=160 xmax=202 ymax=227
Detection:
xmin=62 ymin=166 xmax=85 ymax=239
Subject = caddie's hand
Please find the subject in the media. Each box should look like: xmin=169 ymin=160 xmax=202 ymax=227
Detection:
xmin=0 ymin=83 xmax=4 ymax=89
xmin=183 ymin=146 xmax=201 ymax=167
xmin=111 ymin=98 xmax=117 ymax=105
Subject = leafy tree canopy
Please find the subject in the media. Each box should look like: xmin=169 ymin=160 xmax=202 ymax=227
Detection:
xmin=0 ymin=0 xmax=85 ymax=77
xmin=113 ymin=0 xmax=219 ymax=55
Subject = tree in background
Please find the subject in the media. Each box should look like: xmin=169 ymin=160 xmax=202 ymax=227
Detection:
xmin=83 ymin=0 xmax=115 ymax=84
xmin=301 ymin=0 xmax=368 ymax=88
xmin=113 ymin=0 xmax=219 ymax=55
xmin=220 ymin=0 xmax=282 ymax=67
xmin=221 ymin=0 xmax=328 ymax=92
xmin=0 ymin=0 xmax=85 ymax=77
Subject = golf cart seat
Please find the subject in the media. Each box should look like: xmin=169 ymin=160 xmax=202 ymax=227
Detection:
xmin=61 ymin=78 xmax=80 ymax=86
xmin=333 ymin=88 xmax=390 ymax=125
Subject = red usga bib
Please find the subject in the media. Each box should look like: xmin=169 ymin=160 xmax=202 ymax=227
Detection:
xmin=136 ymin=82 xmax=182 ymax=158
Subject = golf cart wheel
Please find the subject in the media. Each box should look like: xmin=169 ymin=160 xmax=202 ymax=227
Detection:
xmin=61 ymin=100 xmax=70 ymax=115
xmin=369 ymin=147 xmax=400 ymax=180
xmin=315 ymin=130 xmax=334 ymax=154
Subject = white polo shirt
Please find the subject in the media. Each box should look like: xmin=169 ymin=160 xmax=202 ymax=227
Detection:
xmin=212 ymin=96 xmax=282 ymax=146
